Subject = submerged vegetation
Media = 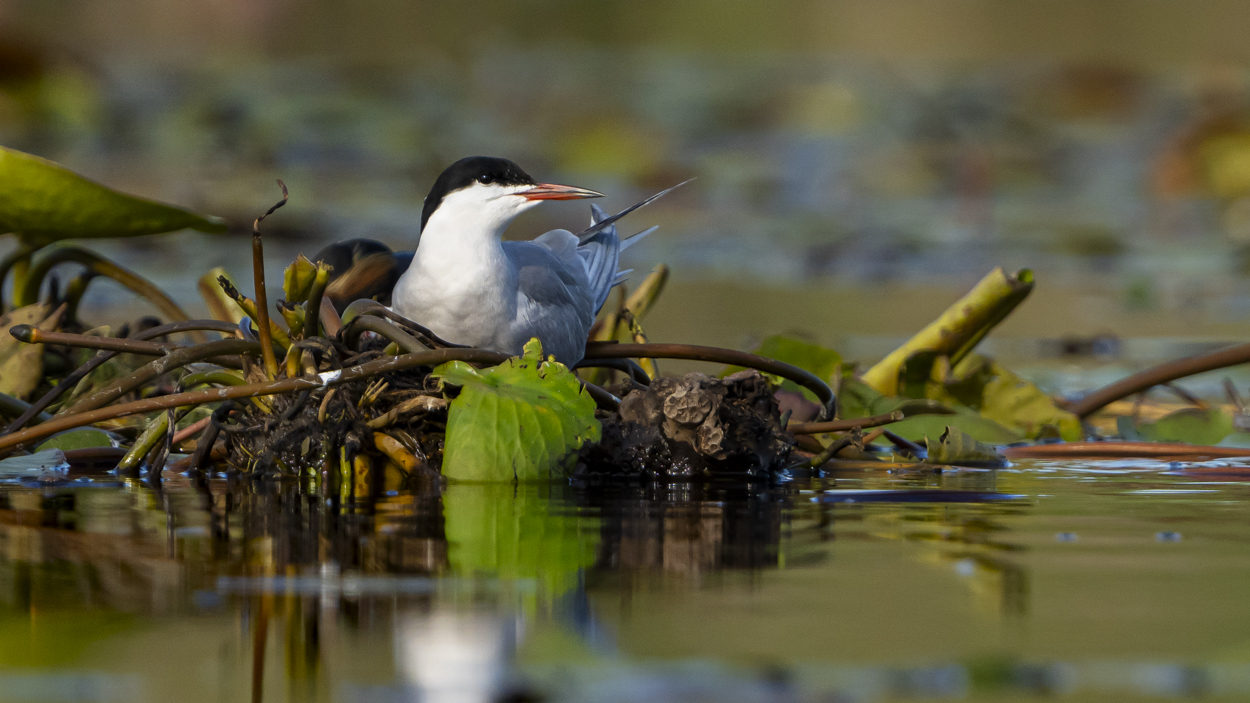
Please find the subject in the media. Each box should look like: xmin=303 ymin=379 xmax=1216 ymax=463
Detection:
xmin=3 ymin=145 xmax=1250 ymax=490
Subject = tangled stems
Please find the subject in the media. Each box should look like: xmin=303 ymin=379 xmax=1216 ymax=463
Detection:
xmin=0 ymin=347 xmax=616 ymax=452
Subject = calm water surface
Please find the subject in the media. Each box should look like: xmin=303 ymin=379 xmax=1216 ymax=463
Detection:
xmin=1 ymin=461 xmax=1248 ymax=703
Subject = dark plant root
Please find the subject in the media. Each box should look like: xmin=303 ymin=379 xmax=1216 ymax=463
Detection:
xmin=577 ymin=370 xmax=794 ymax=480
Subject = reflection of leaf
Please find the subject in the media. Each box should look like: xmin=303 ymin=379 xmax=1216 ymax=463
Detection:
xmin=727 ymin=335 xmax=842 ymax=401
xmin=443 ymin=483 xmax=599 ymax=597
xmin=35 ymin=428 xmax=116 ymax=452
xmin=0 ymin=145 xmax=227 ymax=243
xmin=432 ymin=339 xmax=600 ymax=482
xmin=0 ymin=303 xmax=50 ymax=399
xmin=925 ymin=426 xmax=1008 ymax=468
xmin=1136 ymin=408 xmax=1233 ymax=445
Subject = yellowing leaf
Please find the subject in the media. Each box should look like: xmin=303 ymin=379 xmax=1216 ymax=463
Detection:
xmin=0 ymin=145 xmax=227 ymax=243
xmin=432 ymin=339 xmax=600 ymax=482
xmin=0 ymin=303 xmax=50 ymax=399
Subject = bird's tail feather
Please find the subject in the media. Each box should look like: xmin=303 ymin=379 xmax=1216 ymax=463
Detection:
xmin=577 ymin=181 xmax=688 ymax=314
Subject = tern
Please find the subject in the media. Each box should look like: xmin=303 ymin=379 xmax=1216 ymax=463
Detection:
xmin=314 ymin=156 xmax=679 ymax=365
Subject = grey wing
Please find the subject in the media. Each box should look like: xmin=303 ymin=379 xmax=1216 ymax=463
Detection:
xmin=502 ymin=240 xmax=596 ymax=362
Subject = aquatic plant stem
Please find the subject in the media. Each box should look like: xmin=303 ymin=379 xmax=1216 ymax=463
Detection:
xmin=789 ymin=411 xmax=904 ymax=435
xmin=1066 ymin=341 xmax=1250 ymax=418
xmin=1 ymin=320 xmax=239 ymax=434
xmin=11 ymin=325 xmax=176 ymax=355
xmin=252 ymin=181 xmax=288 ymax=379
xmin=14 ymin=245 xmax=207 ymax=341
xmin=583 ymin=342 xmax=836 ymax=419
xmin=861 ymin=267 xmax=1033 ymax=395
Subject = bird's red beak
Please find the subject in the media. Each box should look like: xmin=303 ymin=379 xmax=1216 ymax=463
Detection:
xmin=517 ymin=183 xmax=603 ymax=201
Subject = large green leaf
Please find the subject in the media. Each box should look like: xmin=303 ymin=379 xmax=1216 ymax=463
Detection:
xmin=432 ymin=339 xmax=600 ymax=482
xmin=1135 ymin=408 xmax=1234 ymax=445
xmin=443 ymin=483 xmax=599 ymax=598
xmin=974 ymin=358 xmax=1082 ymax=441
xmin=882 ymin=407 xmax=1022 ymax=445
xmin=0 ymin=145 xmax=227 ymax=242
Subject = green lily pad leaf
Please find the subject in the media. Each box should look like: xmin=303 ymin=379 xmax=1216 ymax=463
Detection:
xmin=726 ymin=335 xmax=842 ymax=401
xmin=0 ymin=303 xmax=51 ymax=400
xmin=0 ymin=145 xmax=227 ymax=243
xmin=432 ymin=338 xmax=600 ymax=482
xmin=443 ymin=483 xmax=599 ymax=597
xmin=925 ymin=426 xmax=1008 ymax=468
xmin=283 ymin=254 xmax=318 ymax=304
xmin=34 ymin=428 xmax=117 ymax=452
xmin=884 ymin=408 xmax=1022 ymax=445
xmin=0 ymin=449 xmax=69 ymax=478
xmin=1135 ymin=408 xmax=1234 ymax=445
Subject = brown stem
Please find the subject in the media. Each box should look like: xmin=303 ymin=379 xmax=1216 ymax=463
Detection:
xmin=582 ymin=341 xmax=835 ymax=419
xmin=789 ymin=411 xmax=904 ymax=435
xmin=1066 ymin=342 xmax=1250 ymax=418
xmin=64 ymin=338 xmax=260 ymax=415
xmin=1000 ymin=441 xmax=1250 ymax=460
xmin=251 ymin=181 xmax=288 ymax=379
xmin=0 ymin=347 xmax=607 ymax=451
xmin=10 ymin=325 xmax=176 ymax=355
xmin=2 ymin=320 xmax=238 ymax=434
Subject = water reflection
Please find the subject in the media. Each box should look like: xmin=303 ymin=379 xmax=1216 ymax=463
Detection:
xmin=1 ymin=463 xmax=1248 ymax=701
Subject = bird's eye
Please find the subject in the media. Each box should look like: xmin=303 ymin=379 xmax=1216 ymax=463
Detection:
xmin=477 ymin=175 xmax=494 ymax=185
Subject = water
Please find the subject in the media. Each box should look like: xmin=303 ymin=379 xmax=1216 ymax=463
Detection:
xmin=2 ymin=461 xmax=1248 ymax=702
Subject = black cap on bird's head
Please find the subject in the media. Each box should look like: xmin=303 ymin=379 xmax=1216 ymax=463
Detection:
xmin=421 ymin=156 xmax=602 ymax=231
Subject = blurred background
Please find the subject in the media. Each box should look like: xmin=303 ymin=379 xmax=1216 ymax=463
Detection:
xmin=5 ymin=0 xmax=1250 ymax=385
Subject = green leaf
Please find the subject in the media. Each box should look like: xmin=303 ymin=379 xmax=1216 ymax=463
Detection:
xmin=443 ymin=483 xmax=599 ymax=598
xmin=0 ymin=303 xmax=50 ymax=400
xmin=35 ymin=428 xmax=117 ymax=452
xmin=283 ymin=254 xmax=318 ymax=304
xmin=924 ymin=426 xmax=1009 ymax=468
xmin=0 ymin=145 xmax=227 ymax=243
xmin=884 ymin=408 xmax=1022 ymax=445
xmin=432 ymin=338 xmax=600 ymax=482
xmin=727 ymin=335 xmax=842 ymax=401
xmin=1135 ymin=408 xmax=1234 ymax=445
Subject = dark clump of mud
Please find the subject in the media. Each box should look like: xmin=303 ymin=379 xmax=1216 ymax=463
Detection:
xmin=578 ymin=370 xmax=794 ymax=479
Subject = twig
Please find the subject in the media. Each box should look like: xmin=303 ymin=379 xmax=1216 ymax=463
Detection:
xmin=789 ymin=410 xmax=904 ymax=435
xmin=171 ymin=416 xmax=211 ymax=445
xmin=10 ymin=325 xmax=176 ymax=355
xmin=1066 ymin=341 xmax=1250 ymax=417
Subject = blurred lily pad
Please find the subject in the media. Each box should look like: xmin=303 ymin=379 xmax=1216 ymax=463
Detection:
xmin=0 ymin=145 xmax=227 ymax=243
xmin=925 ymin=426 xmax=1009 ymax=468
xmin=433 ymin=339 xmax=600 ymax=482
xmin=1135 ymin=407 xmax=1234 ymax=445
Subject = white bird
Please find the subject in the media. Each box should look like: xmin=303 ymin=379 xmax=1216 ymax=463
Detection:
xmin=317 ymin=156 xmax=677 ymax=365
